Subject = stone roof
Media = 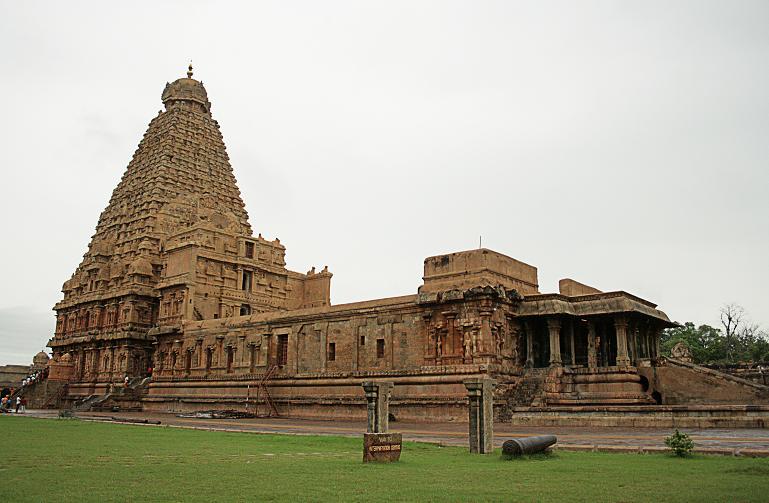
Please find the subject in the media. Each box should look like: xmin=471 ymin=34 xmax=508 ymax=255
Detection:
xmin=161 ymin=72 xmax=211 ymax=114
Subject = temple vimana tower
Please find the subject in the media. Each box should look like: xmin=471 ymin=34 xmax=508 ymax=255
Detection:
xmin=48 ymin=67 xmax=688 ymax=420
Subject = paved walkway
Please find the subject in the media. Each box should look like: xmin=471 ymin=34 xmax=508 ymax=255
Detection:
xmin=19 ymin=409 xmax=769 ymax=454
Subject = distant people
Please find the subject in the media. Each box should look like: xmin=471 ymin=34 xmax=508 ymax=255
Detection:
xmin=124 ymin=376 xmax=130 ymax=388
xmin=15 ymin=396 xmax=21 ymax=413
xmin=20 ymin=397 xmax=27 ymax=413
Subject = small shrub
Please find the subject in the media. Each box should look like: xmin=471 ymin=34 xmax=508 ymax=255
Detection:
xmin=665 ymin=429 xmax=694 ymax=457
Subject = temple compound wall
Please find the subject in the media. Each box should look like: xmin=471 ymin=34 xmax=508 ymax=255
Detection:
xmin=48 ymin=68 xmax=765 ymax=422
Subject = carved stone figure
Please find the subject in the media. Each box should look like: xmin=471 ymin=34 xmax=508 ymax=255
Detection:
xmin=671 ymin=341 xmax=693 ymax=363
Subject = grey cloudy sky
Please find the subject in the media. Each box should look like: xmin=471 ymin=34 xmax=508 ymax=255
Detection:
xmin=1 ymin=1 xmax=767 ymax=365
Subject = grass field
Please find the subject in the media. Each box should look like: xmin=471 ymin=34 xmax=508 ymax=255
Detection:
xmin=2 ymin=416 xmax=769 ymax=502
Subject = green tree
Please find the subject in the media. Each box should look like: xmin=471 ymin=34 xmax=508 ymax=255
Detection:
xmin=661 ymin=323 xmax=724 ymax=364
xmin=662 ymin=303 xmax=769 ymax=364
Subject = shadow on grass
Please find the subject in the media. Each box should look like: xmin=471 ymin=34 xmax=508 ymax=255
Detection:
xmin=726 ymin=465 xmax=769 ymax=476
xmin=500 ymin=449 xmax=558 ymax=462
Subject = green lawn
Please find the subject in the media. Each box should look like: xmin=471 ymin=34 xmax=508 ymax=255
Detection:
xmin=2 ymin=416 xmax=768 ymax=502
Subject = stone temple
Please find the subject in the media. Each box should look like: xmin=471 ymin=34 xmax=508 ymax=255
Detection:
xmin=45 ymin=68 xmax=768 ymax=423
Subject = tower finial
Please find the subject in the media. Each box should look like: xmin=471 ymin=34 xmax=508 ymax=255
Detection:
xmin=187 ymin=61 xmax=193 ymax=79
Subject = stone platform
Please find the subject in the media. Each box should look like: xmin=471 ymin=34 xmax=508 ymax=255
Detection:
xmin=507 ymin=404 xmax=769 ymax=428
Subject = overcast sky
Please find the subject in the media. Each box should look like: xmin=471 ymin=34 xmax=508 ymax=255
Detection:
xmin=1 ymin=1 xmax=767 ymax=365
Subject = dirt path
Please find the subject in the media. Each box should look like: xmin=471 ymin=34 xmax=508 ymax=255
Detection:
xmin=22 ymin=409 xmax=769 ymax=454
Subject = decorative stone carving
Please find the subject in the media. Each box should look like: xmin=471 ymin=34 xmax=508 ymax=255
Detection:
xmin=671 ymin=341 xmax=694 ymax=363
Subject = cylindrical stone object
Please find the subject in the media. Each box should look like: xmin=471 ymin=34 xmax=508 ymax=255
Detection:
xmin=502 ymin=435 xmax=557 ymax=456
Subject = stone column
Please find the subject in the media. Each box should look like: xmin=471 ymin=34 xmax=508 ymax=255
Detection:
xmin=614 ymin=316 xmax=631 ymax=367
xmin=587 ymin=321 xmax=597 ymax=369
xmin=464 ymin=377 xmax=496 ymax=454
xmin=319 ymin=324 xmax=327 ymax=372
xmin=547 ymin=318 xmax=562 ymax=367
xmin=524 ymin=321 xmax=534 ymax=368
xmin=109 ymin=346 xmax=116 ymax=381
xmin=444 ymin=312 xmax=457 ymax=356
xmin=238 ymin=335 xmax=247 ymax=367
xmin=653 ymin=327 xmax=662 ymax=361
xmin=362 ymin=381 xmax=394 ymax=433
xmin=568 ymin=321 xmax=576 ymax=366
xmin=195 ymin=338 xmax=203 ymax=367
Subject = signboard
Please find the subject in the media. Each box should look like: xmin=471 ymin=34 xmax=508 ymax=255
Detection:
xmin=363 ymin=432 xmax=402 ymax=463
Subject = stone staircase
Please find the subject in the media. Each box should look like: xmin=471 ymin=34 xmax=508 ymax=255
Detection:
xmin=72 ymin=394 xmax=103 ymax=412
xmin=13 ymin=379 xmax=67 ymax=409
xmin=72 ymin=378 xmax=148 ymax=413
xmin=497 ymin=368 xmax=547 ymax=420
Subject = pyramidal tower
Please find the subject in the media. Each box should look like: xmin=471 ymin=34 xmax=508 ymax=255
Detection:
xmin=50 ymin=67 xmax=331 ymax=381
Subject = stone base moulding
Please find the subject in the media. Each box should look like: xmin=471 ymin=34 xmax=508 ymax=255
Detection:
xmin=363 ymin=432 xmax=402 ymax=463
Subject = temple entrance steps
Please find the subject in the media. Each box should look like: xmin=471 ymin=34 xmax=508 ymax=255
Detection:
xmin=496 ymin=368 xmax=548 ymax=420
xmin=91 ymin=379 xmax=148 ymax=412
xmin=511 ymin=368 xmax=548 ymax=407
xmin=72 ymin=394 xmax=103 ymax=412
xmin=543 ymin=365 xmax=656 ymax=407
xmin=16 ymin=380 xmax=67 ymax=409
xmin=70 ymin=378 xmax=149 ymax=413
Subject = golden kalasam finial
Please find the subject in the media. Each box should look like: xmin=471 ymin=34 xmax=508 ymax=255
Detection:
xmin=187 ymin=62 xmax=193 ymax=79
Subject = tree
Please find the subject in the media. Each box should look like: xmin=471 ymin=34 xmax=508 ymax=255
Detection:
xmin=661 ymin=323 xmax=724 ymax=364
xmin=720 ymin=303 xmax=744 ymax=362
xmin=662 ymin=304 xmax=769 ymax=365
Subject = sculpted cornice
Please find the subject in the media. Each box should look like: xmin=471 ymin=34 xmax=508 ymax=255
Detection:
xmin=517 ymin=291 xmax=672 ymax=324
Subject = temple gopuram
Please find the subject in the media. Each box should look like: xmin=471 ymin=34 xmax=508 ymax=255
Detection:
xmin=46 ymin=67 xmax=769 ymax=423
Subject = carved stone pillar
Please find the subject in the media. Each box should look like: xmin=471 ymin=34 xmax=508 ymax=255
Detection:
xmin=587 ymin=321 xmax=597 ymax=368
xmin=464 ymin=378 xmax=496 ymax=454
xmin=523 ymin=320 xmax=534 ymax=368
xmin=444 ymin=312 xmax=458 ymax=356
xmin=614 ymin=316 xmax=631 ymax=367
xmin=94 ymin=305 xmax=104 ymax=329
xmin=237 ymin=335 xmax=246 ymax=366
xmin=479 ymin=311 xmax=493 ymax=354
xmin=653 ymin=327 xmax=662 ymax=361
xmin=547 ymin=318 xmax=562 ymax=367
xmin=568 ymin=320 xmax=576 ymax=366
xmin=362 ymin=381 xmax=394 ymax=433
xmin=109 ymin=346 xmax=116 ymax=381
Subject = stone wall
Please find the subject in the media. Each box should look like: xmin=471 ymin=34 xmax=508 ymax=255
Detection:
xmin=558 ymin=279 xmax=602 ymax=296
xmin=638 ymin=358 xmax=769 ymax=405
xmin=0 ymin=365 xmax=29 ymax=389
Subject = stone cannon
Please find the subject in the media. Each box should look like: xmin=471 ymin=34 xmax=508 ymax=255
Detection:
xmin=502 ymin=435 xmax=557 ymax=457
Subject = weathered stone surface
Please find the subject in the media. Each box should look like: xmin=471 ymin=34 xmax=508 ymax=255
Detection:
xmin=362 ymin=381 xmax=393 ymax=433
xmin=465 ymin=378 xmax=495 ymax=454
xmin=501 ymin=435 xmax=557 ymax=456
xmin=363 ymin=432 xmax=402 ymax=463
